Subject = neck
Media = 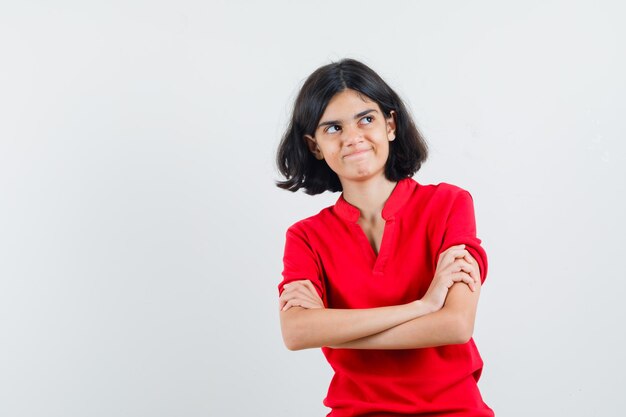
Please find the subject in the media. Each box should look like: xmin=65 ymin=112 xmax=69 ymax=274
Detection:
xmin=341 ymin=176 xmax=398 ymax=223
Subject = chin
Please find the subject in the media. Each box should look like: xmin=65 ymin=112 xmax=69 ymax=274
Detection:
xmin=347 ymin=170 xmax=384 ymax=182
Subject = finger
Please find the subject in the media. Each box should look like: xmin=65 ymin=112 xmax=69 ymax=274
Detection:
xmin=449 ymin=258 xmax=472 ymax=271
xmin=438 ymin=244 xmax=465 ymax=262
xmin=292 ymin=280 xmax=319 ymax=296
xmin=283 ymin=280 xmax=308 ymax=290
xmin=282 ymin=299 xmax=305 ymax=311
xmin=450 ymin=259 xmax=478 ymax=283
xmin=438 ymin=249 xmax=464 ymax=267
xmin=283 ymin=279 xmax=312 ymax=288
xmin=282 ymin=297 xmax=317 ymax=311
xmin=456 ymin=277 xmax=475 ymax=292
xmin=297 ymin=281 xmax=324 ymax=304
xmin=464 ymin=251 xmax=476 ymax=263
xmin=281 ymin=282 xmax=310 ymax=297
xmin=456 ymin=272 xmax=475 ymax=292
xmin=450 ymin=249 xmax=470 ymax=260
xmin=463 ymin=253 xmax=478 ymax=273
xmin=448 ymin=271 xmax=475 ymax=291
xmin=280 ymin=280 xmax=318 ymax=311
xmin=455 ymin=256 xmax=480 ymax=284
xmin=301 ymin=280 xmax=321 ymax=298
xmin=279 ymin=286 xmax=306 ymax=306
xmin=279 ymin=289 xmax=291 ymax=304
xmin=279 ymin=288 xmax=295 ymax=302
xmin=284 ymin=285 xmax=319 ymax=302
xmin=280 ymin=292 xmax=316 ymax=309
xmin=458 ymin=248 xmax=479 ymax=275
xmin=279 ymin=293 xmax=296 ymax=311
xmin=282 ymin=300 xmax=297 ymax=311
xmin=441 ymin=248 xmax=470 ymax=267
xmin=444 ymin=244 xmax=465 ymax=253
xmin=281 ymin=286 xmax=321 ymax=308
xmin=445 ymin=257 xmax=480 ymax=285
xmin=440 ymin=257 xmax=472 ymax=275
xmin=441 ymin=244 xmax=465 ymax=257
xmin=473 ymin=262 xmax=481 ymax=284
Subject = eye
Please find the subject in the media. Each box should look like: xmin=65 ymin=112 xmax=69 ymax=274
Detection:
xmin=360 ymin=115 xmax=374 ymax=125
xmin=326 ymin=124 xmax=341 ymax=134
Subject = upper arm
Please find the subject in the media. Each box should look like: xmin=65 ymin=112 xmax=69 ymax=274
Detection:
xmin=278 ymin=225 xmax=326 ymax=350
xmin=278 ymin=225 xmax=326 ymax=302
xmin=436 ymin=187 xmax=487 ymax=343
xmin=442 ymin=263 xmax=482 ymax=343
xmin=437 ymin=188 xmax=489 ymax=284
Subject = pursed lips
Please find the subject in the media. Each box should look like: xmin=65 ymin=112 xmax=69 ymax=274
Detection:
xmin=343 ymin=148 xmax=372 ymax=159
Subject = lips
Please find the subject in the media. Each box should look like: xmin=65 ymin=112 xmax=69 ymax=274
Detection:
xmin=343 ymin=148 xmax=372 ymax=159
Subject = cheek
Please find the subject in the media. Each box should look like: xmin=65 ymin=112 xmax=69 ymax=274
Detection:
xmin=324 ymin=152 xmax=345 ymax=173
xmin=324 ymin=158 xmax=341 ymax=172
xmin=320 ymin=146 xmax=341 ymax=160
xmin=379 ymin=142 xmax=391 ymax=159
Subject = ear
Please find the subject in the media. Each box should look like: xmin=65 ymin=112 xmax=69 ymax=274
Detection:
xmin=386 ymin=110 xmax=397 ymax=141
xmin=304 ymin=134 xmax=324 ymax=160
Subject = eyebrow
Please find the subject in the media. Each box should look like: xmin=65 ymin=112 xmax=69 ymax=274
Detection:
xmin=317 ymin=108 xmax=378 ymax=129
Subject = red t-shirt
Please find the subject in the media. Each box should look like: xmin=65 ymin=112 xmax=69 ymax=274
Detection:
xmin=278 ymin=178 xmax=494 ymax=417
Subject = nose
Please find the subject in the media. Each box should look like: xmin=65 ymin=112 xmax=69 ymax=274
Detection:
xmin=342 ymin=123 xmax=363 ymax=147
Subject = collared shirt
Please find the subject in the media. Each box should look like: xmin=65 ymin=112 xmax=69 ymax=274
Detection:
xmin=279 ymin=178 xmax=493 ymax=416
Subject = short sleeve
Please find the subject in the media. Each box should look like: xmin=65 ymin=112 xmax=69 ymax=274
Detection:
xmin=278 ymin=224 xmax=326 ymax=302
xmin=437 ymin=190 xmax=489 ymax=283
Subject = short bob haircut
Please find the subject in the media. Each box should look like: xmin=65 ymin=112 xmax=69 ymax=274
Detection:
xmin=276 ymin=58 xmax=428 ymax=195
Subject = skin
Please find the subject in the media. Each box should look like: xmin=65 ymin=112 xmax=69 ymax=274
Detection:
xmin=280 ymin=89 xmax=482 ymax=351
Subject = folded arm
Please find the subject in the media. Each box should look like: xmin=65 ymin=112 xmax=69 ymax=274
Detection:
xmin=331 ymin=278 xmax=480 ymax=349
xmin=279 ymin=298 xmax=435 ymax=351
xmin=279 ymin=245 xmax=480 ymax=350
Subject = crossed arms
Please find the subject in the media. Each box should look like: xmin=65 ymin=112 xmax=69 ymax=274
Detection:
xmin=279 ymin=244 xmax=482 ymax=351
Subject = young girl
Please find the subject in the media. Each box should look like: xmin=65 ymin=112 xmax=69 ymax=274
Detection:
xmin=276 ymin=59 xmax=493 ymax=417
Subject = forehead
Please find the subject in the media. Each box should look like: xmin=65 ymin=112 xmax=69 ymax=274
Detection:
xmin=320 ymin=89 xmax=379 ymax=118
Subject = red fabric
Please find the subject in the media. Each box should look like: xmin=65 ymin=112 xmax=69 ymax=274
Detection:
xmin=278 ymin=178 xmax=494 ymax=417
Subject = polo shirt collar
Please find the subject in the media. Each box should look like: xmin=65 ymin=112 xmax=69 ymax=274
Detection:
xmin=334 ymin=178 xmax=417 ymax=222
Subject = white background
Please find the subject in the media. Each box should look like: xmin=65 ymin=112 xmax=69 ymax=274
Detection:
xmin=1 ymin=1 xmax=625 ymax=416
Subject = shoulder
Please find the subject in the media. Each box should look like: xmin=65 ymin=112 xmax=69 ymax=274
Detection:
xmin=283 ymin=206 xmax=338 ymax=257
xmin=428 ymin=181 xmax=471 ymax=198
xmin=285 ymin=206 xmax=334 ymax=237
xmin=413 ymin=180 xmax=473 ymax=206
xmin=401 ymin=181 xmax=477 ymax=225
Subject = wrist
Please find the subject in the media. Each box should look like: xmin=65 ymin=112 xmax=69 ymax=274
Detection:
xmin=410 ymin=299 xmax=437 ymax=318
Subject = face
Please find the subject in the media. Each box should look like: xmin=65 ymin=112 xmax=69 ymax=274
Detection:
xmin=305 ymin=89 xmax=396 ymax=185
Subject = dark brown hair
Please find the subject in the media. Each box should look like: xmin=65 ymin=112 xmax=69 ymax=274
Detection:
xmin=276 ymin=59 xmax=428 ymax=195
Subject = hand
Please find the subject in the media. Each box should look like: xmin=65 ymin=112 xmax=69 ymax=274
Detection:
xmin=279 ymin=280 xmax=325 ymax=312
xmin=420 ymin=244 xmax=481 ymax=313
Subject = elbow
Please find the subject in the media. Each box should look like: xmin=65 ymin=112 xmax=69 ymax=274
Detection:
xmin=282 ymin=332 xmax=306 ymax=351
xmin=280 ymin=309 xmax=309 ymax=351
xmin=449 ymin=314 xmax=475 ymax=345
xmin=282 ymin=329 xmax=314 ymax=351
xmin=455 ymin=325 xmax=474 ymax=345
xmin=284 ymin=341 xmax=306 ymax=351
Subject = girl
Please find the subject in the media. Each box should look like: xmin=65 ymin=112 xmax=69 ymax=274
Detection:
xmin=276 ymin=59 xmax=493 ymax=417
